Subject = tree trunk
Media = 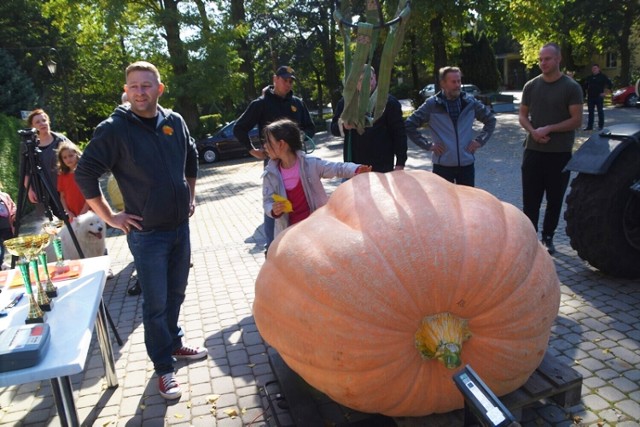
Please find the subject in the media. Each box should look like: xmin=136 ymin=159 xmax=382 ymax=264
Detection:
xmin=231 ymin=0 xmax=256 ymax=100
xmin=160 ymin=0 xmax=200 ymax=132
xmin=430 ymin=14 xmax=447 ymax=89
xmin=409 ymin=33 xmax=420 ymax=91
xmin=617 ymin=0 xmax=634 ymax=86
xmin=320 ymin=2 xmax=341 ymax=113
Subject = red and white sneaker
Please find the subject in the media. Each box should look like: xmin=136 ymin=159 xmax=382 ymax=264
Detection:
xmin=172 ymin=344 xmax=208 ymax=360
xmin=158 ymin=372 xmax=182 ymax=400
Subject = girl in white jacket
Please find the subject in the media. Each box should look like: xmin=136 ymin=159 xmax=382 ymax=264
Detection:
xmin=262 ymin=119 xmax=371 ymax=242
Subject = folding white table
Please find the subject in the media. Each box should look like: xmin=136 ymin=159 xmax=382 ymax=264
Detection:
xmin=0 ymin=255 xmax=118 ymax=426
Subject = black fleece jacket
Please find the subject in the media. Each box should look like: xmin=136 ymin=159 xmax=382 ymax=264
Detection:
xmin=75 ymin=105 xmax=198 ymax=231
xmin=233 ymin=86 xmax=316 ymax=150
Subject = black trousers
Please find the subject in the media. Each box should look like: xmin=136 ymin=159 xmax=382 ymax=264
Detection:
xmin=433 ymin=163 xmax=475 ymax=187
xmin=587 ymin=96 xmax=605 ymax=129
xmin=521 ymin=149 xmax=571 ymax=238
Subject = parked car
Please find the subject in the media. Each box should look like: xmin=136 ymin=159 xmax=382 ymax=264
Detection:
xmin=196 ymin=120 xmax=259 ymax=164
xmin=611 ymin=86 xmax=638 ymax=107
xmin=461 ymin=84 xmax=481 ymax=97
xmin=419 ymin=83 xmax=481 ymax=99
xmin=419 ymin=83 xmax=436 ymax=98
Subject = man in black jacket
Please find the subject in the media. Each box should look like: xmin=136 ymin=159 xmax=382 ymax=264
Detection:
xmin=76 ymin=61 xmax=206 ymax=401
xmin=234 ymin=65 xmax=315 ymax=252
xmin=583 ymin=64 xmax=612 ymax=131
xmin=331 ymin=66 xmax=407 ymax=172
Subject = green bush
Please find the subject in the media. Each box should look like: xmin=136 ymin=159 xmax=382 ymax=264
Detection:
xmin=0 ymin=114 xmax=23 ymax=201
xmin=197 ymin=114 xmax=223 ymax=139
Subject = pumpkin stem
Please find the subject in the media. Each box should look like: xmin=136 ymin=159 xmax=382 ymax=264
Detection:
xmin=414 ymin=312 xmax=472 ymax=369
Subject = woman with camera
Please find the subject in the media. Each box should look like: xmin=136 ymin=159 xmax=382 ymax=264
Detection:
xmin=23 ymin=109 xmax=71 ymax=217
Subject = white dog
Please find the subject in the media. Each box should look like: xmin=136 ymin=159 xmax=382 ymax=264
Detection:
xmin=45 ymin=211 xmax=107 ymax=260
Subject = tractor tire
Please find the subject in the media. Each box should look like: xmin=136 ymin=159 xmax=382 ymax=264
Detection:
xmin=564 ymin=143 xmax=640 ymax=279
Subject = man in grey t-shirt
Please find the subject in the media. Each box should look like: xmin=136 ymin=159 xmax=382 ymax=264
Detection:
xmin=518 ymin=42 xmax=583 ymax=254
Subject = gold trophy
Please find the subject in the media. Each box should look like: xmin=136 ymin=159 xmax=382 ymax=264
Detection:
xmin=4 ymin=235 xmax=50 ymax=323
xmin=26 ymin=234 xmax=54 ymax=311
xmin=42 ymin=219 xmax=68 ymax=274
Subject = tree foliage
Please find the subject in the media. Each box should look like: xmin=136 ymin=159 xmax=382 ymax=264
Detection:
xmin=0 ymin=50 xmax=38 ymax=117
xmin=0 ymin=0 xmax=638 ymax=145
xmin=459 ymin=32 xmax=502 ymax=92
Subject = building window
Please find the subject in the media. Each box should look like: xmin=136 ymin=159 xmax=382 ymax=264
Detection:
xmin=605 ymin=53 xmax=617 ymax=68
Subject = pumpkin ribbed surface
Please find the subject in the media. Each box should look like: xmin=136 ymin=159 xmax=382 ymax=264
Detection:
xmin=253 ymin=170 xmax=560 ymax=417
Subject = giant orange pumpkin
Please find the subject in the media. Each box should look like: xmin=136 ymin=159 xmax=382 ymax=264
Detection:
xmin=253 ymin=170 xmax=560 ymax=417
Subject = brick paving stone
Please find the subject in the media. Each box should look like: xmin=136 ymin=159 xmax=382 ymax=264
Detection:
xmin=615 ymin=399 xmax=640 ymax=421
xmin=623 ymin=369 xmax=640 ymax=382
xmin=598 ymin=407 xmax=627 ymax=423
xmin=602 ymin=329 xmax=628 ymax=341
xmin=609 ymin=376 xmax=639 ymax=393
xmin=580 ymin=317 xmax=609 ymax=332
xmin=583 ymin=394 xmax=619 ymax=411
xmin=576 ymin=357 xmax=607 ymax=371
xmin=610 ymin=346 xmax=640 ymax=365
xmin=595 ymin=386 xmax=626 ymax=403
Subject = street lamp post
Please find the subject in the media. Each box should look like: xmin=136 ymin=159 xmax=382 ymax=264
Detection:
xmin=46 ymin=57 xmax=57 ymax=76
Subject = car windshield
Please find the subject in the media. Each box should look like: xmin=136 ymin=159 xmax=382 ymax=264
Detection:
xmin=218 ymin=122 xmax=235 ymax=138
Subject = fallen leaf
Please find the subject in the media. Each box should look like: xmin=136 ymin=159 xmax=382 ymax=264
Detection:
xmin=224 ymin=408 xmax=238 ymax=418
xmin=174 ymin=413 xmax=184 ymax=419
xmin=207 ymin=394 xmax=220 ymax=403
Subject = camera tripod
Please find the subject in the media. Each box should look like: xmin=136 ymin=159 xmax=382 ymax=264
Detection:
xmin=12 ymin=128 xmax=122 ymax=346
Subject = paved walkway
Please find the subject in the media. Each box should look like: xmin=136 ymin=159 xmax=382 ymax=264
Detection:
xmin=1 ymin=105 xmax=639 ymax=426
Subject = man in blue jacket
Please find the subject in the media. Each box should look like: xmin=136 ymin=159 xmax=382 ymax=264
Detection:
xmin=234 ymin=65 xmax=315 ymax=253
xmin=405 ymin=66 xmax=496 ymax=186
xmin=76 ymin=61 xmax=206 ymax=401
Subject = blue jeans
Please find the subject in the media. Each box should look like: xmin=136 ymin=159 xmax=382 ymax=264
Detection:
xmin=127 ymin=222 xmax=190 ymax=375
xmin=264 ymin=214 xmax=274 ymax=251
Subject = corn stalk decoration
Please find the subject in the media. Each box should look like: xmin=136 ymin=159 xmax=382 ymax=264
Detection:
xmin=334 ymin=0 xmax=410 ymax=135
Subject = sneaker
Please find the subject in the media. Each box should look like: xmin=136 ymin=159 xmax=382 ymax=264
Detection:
xmin=158 ymin=372 xmax=182 ymax=400
xmin=583 ymin=127 xmax=593 ymax=131
xmin=127 ymin=280 xmax=142 ymax=296
xmin=541 ymin=236 xmax=556 ymax=255
xmin=172 ymin=344 xmax=208 ymax=360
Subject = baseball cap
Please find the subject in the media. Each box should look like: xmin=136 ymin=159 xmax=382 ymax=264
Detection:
xmin=275 ymin=65 xmax=296 ymax=80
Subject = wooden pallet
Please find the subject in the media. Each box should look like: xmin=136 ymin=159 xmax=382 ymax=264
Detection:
xmin=266 ymin=349 xmax=582 ymax=427
xmin=501 ymin=352 xmax=583 ymax=419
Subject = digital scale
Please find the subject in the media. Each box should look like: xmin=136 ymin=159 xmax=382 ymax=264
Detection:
xmin=0 ymin=323 xmax=51 ymax=372
xmin=452 ymin=365 xmax=519 ymax=427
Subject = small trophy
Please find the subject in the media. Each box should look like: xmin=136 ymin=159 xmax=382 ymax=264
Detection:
xmin=42 ymin=219 xmax=68 ymax=274
xmin=4 ymin=235 xmax=49 ymax=323
xmin=38 ymin=251 xmax=58 ymax=298
xmin=26 ymin=234 xmax=54 ymax=311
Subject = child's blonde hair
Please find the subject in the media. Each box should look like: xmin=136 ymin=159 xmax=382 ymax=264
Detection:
xmin=56 ymin=140 xmax=82 ymax=174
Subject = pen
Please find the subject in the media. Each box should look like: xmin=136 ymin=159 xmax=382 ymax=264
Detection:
xmin=4 ymin=293 xmax=24 ymax=309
